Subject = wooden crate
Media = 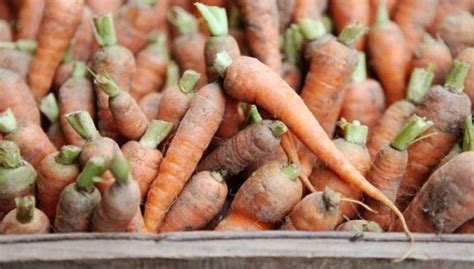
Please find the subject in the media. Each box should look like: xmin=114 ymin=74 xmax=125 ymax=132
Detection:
xmin=1 ymin=231 xmax=473 ymax=268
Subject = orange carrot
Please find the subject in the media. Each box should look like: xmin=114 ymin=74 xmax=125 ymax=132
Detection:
xmin=428 ymin=0 xmax=472 ymax=35
xmin=86 ymin=0 xmax=123 ymax=14
xmin=0 ymin=0 xmax=12 ymax=22
xmin=0 ymin=196 xmax=49 ymax=235
xmin=71 ymin=6 xmax=94 ymax=61
xmin=144 ymin=82 xmax=225 ymax=232
xmin=281 ymin=24 xmax=303 ymax=91
xmin=369 ymin=0 xmax=398 ymax=24
xmin=39 ymin=93 xmax=65 ymax=149
xmin=455 ymin=219 xmax=474 ymax=234
xmin=27 ymin=0 xmax=83 ymax=101
xmin=52 ymin=45 xmax=74 ymax=92
xmin=330 ymin=0 xmax=369 ymax=51
xmin=456 ymin=48 xmax=474 ymax=114
xmin=15 ymin=0 xmax=45 ymax=40
xmin=0 ymin=40 xmax=35 ymax=81
xmin=293 ymin=0 xmax=327 ymax=22
xmin=436 ymin=11 xmax=474 ymax=57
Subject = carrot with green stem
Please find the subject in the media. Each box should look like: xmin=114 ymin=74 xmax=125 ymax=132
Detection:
xmin=213 ymin=51 xmax=413 ymax=237
xmin=330 ymin=0 xmax=369 ymax=51
xmin=39 ymin=93 xmax=65 ymax=149
xmin=456 ymin=48 xmax=474 ymax=114
xmin=368 ymin=2 xmax=411 ymax=106
xmin=15 ymin=0 xmax=45 ymax=40
xmin=122 ymin=120 xmax=173 ymax=199
xmin=0 ymin=109 xmax=56 ymax=168
xmin=0 ymin=40 xmax=35 ymax=81
xmin=58 ymin=61 xmax=96 ymax=147
xmin=281 ymin=24 xmax=303 ymax=91
xmin=436 ymin=11 xmax=473 ymax=58
xmin=144 ymin=82 xmax=225 ymax=232
xmin=0 ymin=141 xmax=36 ymax=220
xmin=53 ymin=156 xmax=107 ymax=232
xmin=367 ymin=67 xmax=434 ymax=159
xmin=27 ymin=0 xmax=83 ymax=101
xmin=396 ymin=60 xmax=472 ymax=210
xmin=0 ymin=196 xmax=49 ymax=235
xmin=363 ymin=115 xmax=433 ymax=230
xmin=369 ymin=0 xmax=398 ymax=24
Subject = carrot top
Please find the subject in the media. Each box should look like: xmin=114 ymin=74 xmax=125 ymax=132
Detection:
xmin=270 ymin=121 xmax=289 ymax=138
xmin=322 ymin=187 xmax=342 ymax=212
xmin=139 ymin=120 xmax=173 ymax=149
xmin=93 ymin=13 xmax=117 ymax=47
xmin=93 ymin=72 xmax=121 ymax=97
xmin=169 ymin=7 xmax=199 ymax=36
xmin=179 ymin=70 xmax=201 ymax=94
xmin=0 ymin=140 xmax=21 ymax=169
xmin=0 ymin=40 xmax=37 ymax=55
xmin=55 ymin=145 xmax=82 ymax=165
xmin=165 ymin=61 xmax=180 ymax=89
xmin=281 ymin=164 xmax=301 ymax=181
xmin=337 ymin=23 xmax=367 ymax=48
xmin=248 ymin=105 xmax=263 ymax=124
xmin=338 ymin=119 xmax=368 ymax=145
xmin=62 ymin=44 xmax=74 ymax=65
xmin=463 ymin=116 xmax=473 ymax=152
xmin=298 ymin=19 xmax=326 ymax=41
xmin=390 ymin=115 xmax=434 ymax=151
xmin=39 ymin=93 xmax=59 ymax=124
xmin=76 ymin=156 xmax=109 ymax=193
xmin=66 ymin=111 xmax=100 ymax=141
xmin=71 ymin=61 xmax=87 ymax=78
xmin=195 ymin=3 xmax=228 ymax=37
xmin=444 ymin=60 xmax=470 ymax=93
xmin=109 ymin=153 xmax=129 ymax=185
xmin=213 ymin=51 xmax=233 ymax=77
xmin=15 ymin=195 xmax=36 ymax=224
xmin=284 ymin=24 xmax=304 ymax=65
xmin=147 ymin=34 xmax=169 ymax=60
xmin=0 ymin=109 xmax=17 ymax=135
xmin=406 ymin=68 xmax=435 ymax=104
xmin=229 ymin=3 xmax=242 ymax=29
xmin=373 ymin=1 xmax=390 ymax=27
xmin=352 ymin=53 xmax=367 ymax=83
xmin=321 ymin=15 xmax=333 ymax=33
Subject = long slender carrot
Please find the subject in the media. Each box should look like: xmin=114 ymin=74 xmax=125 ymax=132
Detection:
xmin=0 ymin=196 xmax=49 ymax=235
xmin=330 ymin=0 xmax=369 ymax=51
xmin=0 ymin=40 xmax=35 ymax=81
xmin=27 ymin=0 xmax=83 ymax=101
xmin=456 ymin=48 xmax=474 ymax=114
xmin=213 ymin=52 xmax=413 ymax=236
xmin=144 ymin=82 xmax=225 ymax=232
xmin=15 ymin=0 xmax=45 ymax=40
xmin=39 ymin=93 xmax=65 ymax=149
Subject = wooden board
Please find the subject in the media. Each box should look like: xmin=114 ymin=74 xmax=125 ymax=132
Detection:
xmin=1 ymin=232 xmax=474 ymax=269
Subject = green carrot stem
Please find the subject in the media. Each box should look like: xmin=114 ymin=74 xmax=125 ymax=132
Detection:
xmin=281 ymin=164 xmax=301 ymax=181
xmin=338 ymin=118 xmax=368 ymax=145
xmin=0 ymin=140 xmax=21 ymax=168
xmin=406 ymin=67 xmax=435 ymax=104
xmin=195 ymin=3 xmax=228 ymax=37
xmin=110 ymin=153 xmax=129 ymax=185
xmin=93 ymin=13 xmax=117 ymax=47
xmin=147 ymin=34 xmax=169 ymax=60
xmin=284 ymin=24 xmax=304 ymax=65
xmin=463 ymin=116 xmax=474 ymax=152
xmin=0 ymin=109 xmax=17 ymax=134
xmin=66 ymin=111 xmax=100 ymax=141
xmin=72 ymin=61 xmax=87 ymax=78
xmin=0 ymin=40 xmax=37 ymax=55
xmin=322 ymin=187 xmax=341 ymax=211
xmin=94 ymin=73 xmax=121 ymax=97
xmin=143 ymin=0 xmax=157 ymax=6
xmin=210 ymin=170 xmax=224 ymax=183
xmin=229 ymin=3 xmax=242 ymax=29
xmin=62 ymin=43 xmax=74 ymax=64
xmin=270 ymin=120 xmax=288 ymax=137
xmin=338 ymin=23 xmax=367 ymax=48
xmin=249 ymin=105 xmax=262 ymax=124
xmin=139 ymin=120 xmax=173 ymax=149
xmin=214 ymin=51 xmax=233 ymax=77
xmin=39 ymin=93 xmax=59 ymax=124
xmin=76 ymin=156 xmax=109 ymax=193
xmin=374 ymin=1 xmax=390 ymax=26
xmin=445 ymin=60 xmax=469 ymax=93
xmin=15 ymin=195 xmax=35 ymax=224
xmin=390 ymin=115 xmax=434 ymax=151
xmin=169 ymin=7 xmax=198 ymax=36
xmin=352 ymin=52 xmax=367 ymax=83
xmin=179 ymin=70 xmax=201 ymax=94
xmin=321 ymin=15 xmax=333 ymax=33
xmin=165 ymin=60 xmax=179 ymax=89
xmin=55 ymin=145 xmax=82 ymax=165
xmin=298 ymin=19 xmax=326 ymax=41
xmin=421 ymin=33 xmax=436 ymax=45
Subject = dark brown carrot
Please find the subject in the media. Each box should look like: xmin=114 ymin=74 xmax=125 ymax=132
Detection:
xmin=281 ymin=24 xmax=303 ymax=91
xmin=71 ymin=6 xmax=94 ymax=61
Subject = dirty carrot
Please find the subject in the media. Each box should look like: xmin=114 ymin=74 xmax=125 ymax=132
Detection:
xmin=0 ymin=40 xmax=36 ymax=81
xmin=39 ymin=93 xmax=65 ymax=149
xmin=15 ymin=0 xmax=45 ymax=40
xmin=330 ymin=0 xmax=369 ymax=50
xmin=293 ymin=0 xmax=327 ymax=22
xmin=0 ymin=196 xmax=49 ymax=235
xmin=456 ymin=48 xmax=474 ymax=114
xmin=428 ymin=0 xmax=471 ymax=35
xmin=71 ymin=5 xmax=94 ymax=61
xmin=281 ymin=24 xmax=303 ymax=91
xmin=436 ymin=12 xmax=473 ymax=56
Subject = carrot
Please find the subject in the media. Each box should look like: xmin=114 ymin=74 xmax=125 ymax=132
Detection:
xmin=241 ymin=144 xmax=289 ymax=181
xmin=169 ymin=7 xmax=207 ymax=87
xmin=310 ymin=119 xmax=371 ymax=220
xmin=0 ymin=141 xmax=36 ymax=220
xmin=293 ymin=0 xmax=327 ymax=22
xmin=0 ymin=19 xmax=11 ymax=41
xmin=428 ymin=0 xmax=471 ymax=35
xmin=276 ymin=0 xmax=296 ymax=33
xmin=410 ymin=34 xmax=453 ymax=84
xmin=393 ymin=0 xmax=439 ymax=53
xmin=122 ymin=120 xmax=173 ymax=199
xmin=39 ymin=93 xmax=65 ymax=149
xmin=58 ymin=62 xmax=95 ymax=147
xmin=91 ymin=153 xmax=140 ymax=232
xmin=367 ymin=67 xmax=434 ymax=159
xmin=86 ymin=0 xmax=123 ymax=14
xmin=160 ymin=170 xmax=227 ymax=232
xmin=115 ymin=0 xmax=158 ymax=53
xmin=369 ymin=0 xmax=398 ymax=24
xmin=215 ymin=162 xmax=302 ymax=231
xmin=144 ymin=82 xmax=225 ymax=232
xmin=53 ymin=156 xmax=106 ymax=232
xmin=368 ymin=2 xmax=411 ymax=106
xmin=396 ymin=60 xmax=472 ymax=210
xmin=15 ymin=0 xmax=45 ymax=40
xmin=455 ymin=219 xmax=474 ymax=234
xmin=362 ymin=115 xmax=433 ymax=230
xmin=71 ymin=6 xmax=94 ymax=62
xmin=228 ymin=4 xmax=249 ymax=56
xmin=36 ymin=145 xmax=81 ymax=221
xmin=52 ymin=45 xmax=75 ymax=92
xmin=0 ymin=1 xmax=11 ymax=22
xmin=236 ymin=0 xmax=281 ymax=72
xmin=213 ymin=52 xmax=413 ymax=236
xmin=0 ymin=40 xmax=35 ymax=81
xmin=436 ymin=11 xmax=474 ymax=57
xmin=456 ymin=48 xmax=474 ymax=114
xmin=156 ymin=70 xmax=201 ymax=125
xmin=330 ymin=0 xmax=369 ymax=51
xmin=281 ymin=188 xmax=341 ymax=231
xmin=336 ymin=219 xmax=383 ymax=232
xmin=281 ymin=24 xmax=303 ymax=91
xmin=0 ymin=109 xmax=56 ymax=168
xmin=91 ymin=13 xmax=135 ymax=140
xmin=27 ymin=0 xmax=83 ymax=101
xmin=130 ymin=35 xmax=169 ymax=101
xmin=0 ymin=196 xmax=49 ymax=234
xmin=340 ymin=52 xmax=385 ymax=130
xmin=152 ymin=0 xmax=169 ymax=34
xmin=300 ymin=22 xmax=364 ymax=136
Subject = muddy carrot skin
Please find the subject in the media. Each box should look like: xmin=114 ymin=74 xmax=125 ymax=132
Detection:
xmin=456 ymin=48 xmax=474 ymax=114
xmin=336 ymin=220 xmax=383 ymax=232
xmin=0 ymin=196 xmax=49 ymax=235
xmin=330 ymin=0 xmax=369 ymax=51
xmin=0 ymin=109 xmax=56 ymax=168
xmin=15 ymin=0 xmax=45 ymax=40
xmin=27 ymin=0 xmax=83 ymax=101
xmin=436 ymin=12 xmax=474 ymax=56
xmin=0 ymin=141 xmax=36 ymax=220
xmin=39 ymin=93 xmax=65 ymax=149
xmin=0 ymin=40 xmax=35 ymax=81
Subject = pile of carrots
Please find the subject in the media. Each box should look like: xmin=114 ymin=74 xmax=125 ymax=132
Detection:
xmin=0 ymin=0 xmax=473 ymax=238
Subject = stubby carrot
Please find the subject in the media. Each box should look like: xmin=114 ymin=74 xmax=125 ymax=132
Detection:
xmin=0 ymin=40 xmax=35 ymax=81
xmin=144 ymin=82 xmax=225 ymax=232
xmin=340 ymin=52 xmax=385 ymax=130
xmin=53 ymin=156 xmax=106 ymax=232
xmin=396 ymin=61 xmax=472 ymax=210
xmin=0 ymin=196 xmax=49 ymax=235
xmin=58 ymin=62 xmax=95 ymax=147
xmin=336 ymin=219 xmax=383 ymax=232
xmin=160 ymin=170 xmax=228 ymax=232
xmin=456 ymin=48 xmax=474 ymax=114
xmin=0 ymin=141 xmax=36 ymax=220
xmin=0 ymin=109 xmax=56 ymax=168
xmin=122 ymin=120 xmax=173 ymax=199
xmin=436 ymin=11 xmax=474 ymax=57
xmin=368 ymin=2 xmax=411 ymax=105
xmin=86 ymin=0 xmax=123 ymax=14
xmin=36 ymin=145 xmax=81 ymax=221
xmin=15 ymin=0 xmax=45 ymax=40
xmin=215 ymin=163 xmax=302 ymax=231
xmin=27 ymin=0 xmax=83 ymax=101
xmin=330 ymin=0 xmax=369 ymax=51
